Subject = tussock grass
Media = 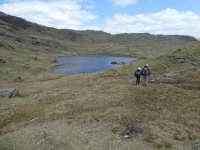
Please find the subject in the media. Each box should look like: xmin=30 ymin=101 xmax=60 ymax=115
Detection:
xmin=1 ymin=37 xmax=200 ymax=150
xmin=1 ymin=13 xmax=199 ymax=149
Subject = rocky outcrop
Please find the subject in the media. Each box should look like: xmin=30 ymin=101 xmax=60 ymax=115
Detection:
xmin=0 ymin=12 xmax=31 ymax=30
xmin=0 ymin=88 xmax=18 ymax=98
xmin=68 ymin=31 xmax=93 ymax=43
xmin=111 ymin=61 xmax=118 ymax=64
xmin=111 ymin=61 xmax=125 ymax=65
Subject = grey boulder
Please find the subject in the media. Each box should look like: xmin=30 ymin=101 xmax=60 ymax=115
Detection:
xmin=0 ymin=88 xmax=18 ymax=98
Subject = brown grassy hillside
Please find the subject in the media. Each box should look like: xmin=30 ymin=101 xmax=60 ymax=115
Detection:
xmin=0 ymin=40 xmax=199 ymax=149
xmin=0 ymin=12 xmax=199 ymax=150
xmin=0 ymin=11 xmax=197 ymax=81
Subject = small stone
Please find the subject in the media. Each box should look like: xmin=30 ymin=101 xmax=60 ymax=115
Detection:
xmin=36 ymin=140 xmax=41 ymax=146
xmin=36 ymin=138 xmax=45 ymax=146
xmin=194 ymin=143 xmax=200 ymax=149
xmin=15 ymin=76 xmax=23 ymax=82
xmin=124 ymin=134 xmax=130 ymax=139
xmin=50 ymin=59 xmax=57 ymax=63
xmin=31 ymin=118 xmax=35 ymax=122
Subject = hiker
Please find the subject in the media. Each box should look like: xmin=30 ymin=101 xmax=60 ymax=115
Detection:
xmin=135 ymin=67 xmax=141 ymax=85
xmin=141 ymin=64 xmax=152 ymax=86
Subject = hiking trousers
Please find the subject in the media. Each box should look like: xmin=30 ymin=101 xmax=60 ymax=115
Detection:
xmin=136 ymin=77 xmax=140 ymax=85
xmin=143 ymin=76 xmax=149 ymax=86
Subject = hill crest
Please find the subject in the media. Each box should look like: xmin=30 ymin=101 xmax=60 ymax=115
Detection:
xmin=0 ymin=11 xmax=197 ymax=43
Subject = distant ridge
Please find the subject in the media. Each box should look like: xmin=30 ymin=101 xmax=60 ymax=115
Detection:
xmin=0 ymin=11 xmax=197 ymax=57
xmin=0 ymin=11 xmax=197 ymax=43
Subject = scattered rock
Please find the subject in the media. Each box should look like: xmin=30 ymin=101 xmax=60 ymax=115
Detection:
xmin=111 ymin=61 xmax=117 ymax=64
xmin=0 ymin=88 xmax=18 ymax=98
xmin=194 ymin=143 xmax=200 ymax=149
xmin=123 ymin=134 xmax=130 ymax=139
xmin=36 ymin=138 xmax=45 ymax=146
xmin=14 ymin=76 xmax=23 ymax=82
xmin=120 ymin=124 xmax=146 ymax=139
xmin=30 ymin=118 xmax=35 ymax=122
xmin=177 ymin=59 xmax=185 ymax=63
xmin=51 ymin=59 xmax=57 ymax=63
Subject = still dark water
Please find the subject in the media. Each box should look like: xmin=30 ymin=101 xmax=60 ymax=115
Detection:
xmin=53 ymin=55 xmax=137 ymax=74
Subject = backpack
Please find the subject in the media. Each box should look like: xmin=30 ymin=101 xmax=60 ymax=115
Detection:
xmin=135 ymin=70 xmax=140 ymax=76
xmin=143 ymin=68 xmax=148 ymax=76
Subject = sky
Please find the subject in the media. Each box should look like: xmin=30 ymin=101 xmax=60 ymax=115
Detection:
xmin=0 ymin=0 xmax=200 ymax=38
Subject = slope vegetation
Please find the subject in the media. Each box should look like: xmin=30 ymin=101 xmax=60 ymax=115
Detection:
xmin=0 ymin=11 xmax=197 ymax=81
xmin=0 ymin=12 xmax=199 ymax=150
xmin=1 ymin=37 xmax=199 ymax=149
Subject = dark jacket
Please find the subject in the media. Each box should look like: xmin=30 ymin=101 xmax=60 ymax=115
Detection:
xmin=135 ymin=69 xmax=141 ymax=77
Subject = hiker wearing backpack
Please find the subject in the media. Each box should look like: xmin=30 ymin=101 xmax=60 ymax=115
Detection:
xmin=135 ymin=67 xmax=142 ymax=85
xmin=141 ymin=64 xmax=152 ymax=86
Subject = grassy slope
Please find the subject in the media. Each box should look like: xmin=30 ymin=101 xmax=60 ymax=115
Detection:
xmin=0 ymin=12 xmax=197 ymax=81
xmin=0 ymin=41 xmax=199 ymax=150
xmin=0 ymin=12 xmax=199 ymax=149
